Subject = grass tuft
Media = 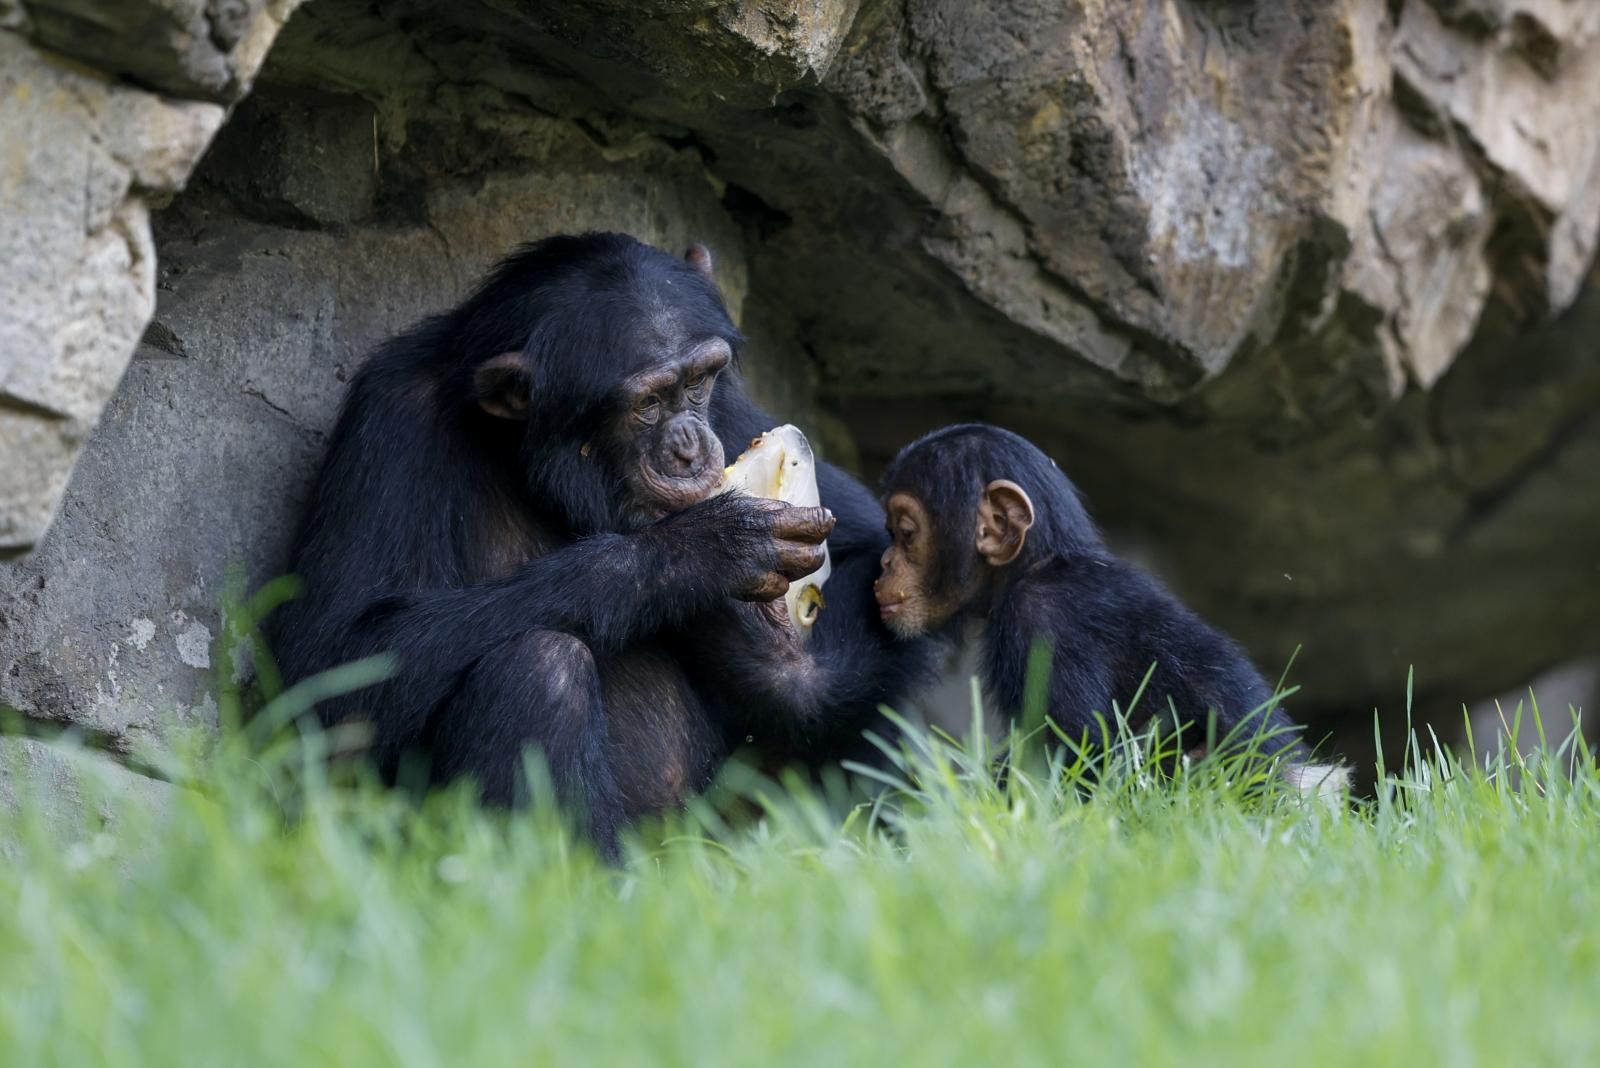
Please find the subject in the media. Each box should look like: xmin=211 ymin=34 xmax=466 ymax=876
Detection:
xmin=2 ymin=656 xmax=1597 ymax=1066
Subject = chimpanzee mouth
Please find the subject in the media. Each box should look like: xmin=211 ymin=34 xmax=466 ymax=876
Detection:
xmin=638 ymin=462 xmax=725 ymax=515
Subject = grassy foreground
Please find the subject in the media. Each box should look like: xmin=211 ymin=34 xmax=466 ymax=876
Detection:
xmin=2 ymin=693 xmax=1596 ymax=1068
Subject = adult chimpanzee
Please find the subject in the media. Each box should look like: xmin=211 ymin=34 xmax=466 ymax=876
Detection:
xmin=269 ymin=233 xmax=936 ymax=858
xmin=873 ymin=423 xmax=1346 ymax=795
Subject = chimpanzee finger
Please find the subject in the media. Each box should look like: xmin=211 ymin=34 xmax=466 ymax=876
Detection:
xmin=735 ymin=572 xmax=791 ymax=603
xmin=774 ymin=541 xmax=827 ymax=579
xmin=767 ymin=505 xmax=835 ymax=545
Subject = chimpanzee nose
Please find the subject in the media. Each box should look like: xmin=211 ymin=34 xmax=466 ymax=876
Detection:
xmin=666 ymin=421 xmax=702 ymax=472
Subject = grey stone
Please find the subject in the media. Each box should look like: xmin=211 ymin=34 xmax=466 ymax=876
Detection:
xmin=469 ymin=0 xmax=863 ymax=107
xmin=0 ymin=3 xmax=304 ymax=560
xmin=15 ymin=0 xmax=297 ymax=103
xmin=201 ymin=87 xmax=379 ymax=226
xmin=0 ymin=32 xmax=227 ymax=560
xmin=1468 ymin=658 xmax=1600 ymax=753
xmin=0 ymin=738 xmax=173 ymax=846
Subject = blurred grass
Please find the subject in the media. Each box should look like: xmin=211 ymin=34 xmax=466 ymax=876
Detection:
xmin=2 ymin=664 xmax=1596 ymax=1068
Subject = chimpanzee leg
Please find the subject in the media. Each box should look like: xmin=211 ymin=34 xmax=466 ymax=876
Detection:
xmin=425 ymin=630 xmax=624 ymax=859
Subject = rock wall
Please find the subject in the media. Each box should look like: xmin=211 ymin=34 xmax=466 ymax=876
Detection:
xmin=3 ymin=0 xmax=1598 ymax=764
xmin=0 ymin=79 xmax=818 ymax=751
xmin=0 ymin=0 xmax=303 ymax=559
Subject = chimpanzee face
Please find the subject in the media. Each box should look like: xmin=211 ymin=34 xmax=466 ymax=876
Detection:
xmin=465 ymin=240 xmax=741 ymax=533
xmin=611 ymin=336 xmax=731 ymax=520
xmin=874 ymin=480 xmax=1037 ymax=638
xmin=874 ymin=492 xmax=962 ymax=638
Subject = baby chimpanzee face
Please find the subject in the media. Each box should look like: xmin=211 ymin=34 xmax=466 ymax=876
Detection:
xmin=873 ymin=481 xmax=1036 ymax=638
xmin=874 ymin=492 xmax=952 ymax=638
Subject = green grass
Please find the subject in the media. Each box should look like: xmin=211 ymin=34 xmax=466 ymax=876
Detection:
xmin=2 ymin=685 xmax=1596 ymax=1067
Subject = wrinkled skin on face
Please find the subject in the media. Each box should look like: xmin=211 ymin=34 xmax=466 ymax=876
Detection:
xmin=475 ymin=334 xmax=736 ymax=530
xmin=610 ymin=337 xmax=733 ymax=522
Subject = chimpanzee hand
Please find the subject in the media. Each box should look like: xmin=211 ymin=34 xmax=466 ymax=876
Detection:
xmin=651 ymin=492 xmax=835 ymax=604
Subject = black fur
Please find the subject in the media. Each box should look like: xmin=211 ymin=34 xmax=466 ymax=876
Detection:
xmin=881 ymin=424 xmax=1307 ymax=763
xmin=269 ymin=233 xmax=937 ymax=858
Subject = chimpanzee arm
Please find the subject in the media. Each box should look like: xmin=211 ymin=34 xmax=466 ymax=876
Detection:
xmin=807 ymin=545 xmax=938 ymax=712
xmin=674 ymin=602 xmax=832 ymax=747
xmin=668 ymin=441 xmax=896 ymax=740
xmin=707 ymin=388 xmax=941 ymax=747
xmin=680 ymin=534 xmax=941 ymax=760
xmin=324 ymin=493 xmax=829 ymax=763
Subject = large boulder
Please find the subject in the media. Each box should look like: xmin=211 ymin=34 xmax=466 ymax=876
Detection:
xmin=0 ymin=0 xmax=302 ymax=559
xmin=3 ymin=0 xmax=1597 ymax=763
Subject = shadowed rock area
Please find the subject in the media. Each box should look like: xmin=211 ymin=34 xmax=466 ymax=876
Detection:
xmin=2 ymin=0 xmax=1597 ymax=765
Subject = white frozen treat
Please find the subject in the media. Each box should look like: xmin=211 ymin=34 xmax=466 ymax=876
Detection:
xmin=720 ymin=424 xmax=832 ymax=638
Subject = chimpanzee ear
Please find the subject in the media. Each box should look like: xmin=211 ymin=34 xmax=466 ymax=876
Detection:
xmin=975 ymin=479 xmax=1036 ymax=566
xmin=473 ymin=351 xmax=532 ymax=420
xmin=685 ymin=243 xmax=715 ymax=280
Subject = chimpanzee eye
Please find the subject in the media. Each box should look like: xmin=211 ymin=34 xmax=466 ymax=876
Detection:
xmin=635 ymin=394 xmax=661 ymax=423
xmin=685 ymin=373 xmax=711 ymax=402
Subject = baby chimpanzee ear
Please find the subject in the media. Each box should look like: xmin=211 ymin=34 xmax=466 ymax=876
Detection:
xmin=685 ymin=243 xmax=715 ymax=280
xmin=473 ymin=351 xmax=532 ymax=420
xmin=976 ymin=479 xmax=1036 ymax=566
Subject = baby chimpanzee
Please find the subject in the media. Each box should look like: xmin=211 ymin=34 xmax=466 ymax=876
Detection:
xmin=874 ymin=423 xmax=1344 ymax=795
